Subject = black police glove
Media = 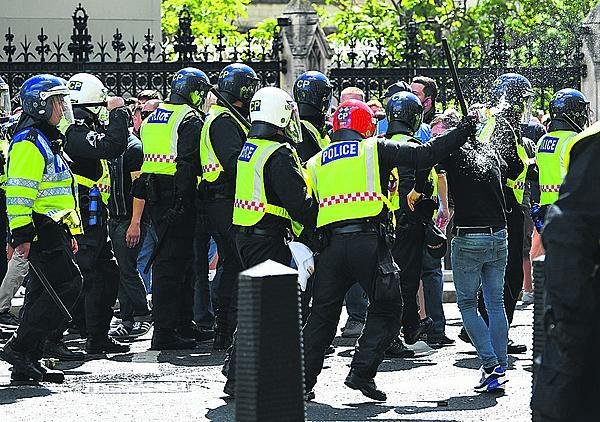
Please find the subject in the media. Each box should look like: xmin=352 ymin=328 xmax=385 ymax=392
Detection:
xmin=458 ymin=114 xmax=478 ymax=137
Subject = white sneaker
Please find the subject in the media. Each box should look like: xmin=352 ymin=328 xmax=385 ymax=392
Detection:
xmin=475 ymin=365 xmax=508 ymax=393
xmin=521 ymin=291 xmax=534 ymax=305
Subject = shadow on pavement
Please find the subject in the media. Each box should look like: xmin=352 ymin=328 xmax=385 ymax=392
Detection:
xmin=454 ymin=355 xmax=519 ymax=370
xmin=307 ymin=401 xmax=395 ymax=421
xmin=378 ymin=358 xmax=437 ymax=372
xmin=0 ymin=385 xmax=54 ymax=405
xmin=394 ymin=392 xmax=504 ymax=416
xmin=205 ymin=402 xmax=234 ymax=422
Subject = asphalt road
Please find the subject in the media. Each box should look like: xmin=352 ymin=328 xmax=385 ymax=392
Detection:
xmin=0 ymin=303 xmax=533 ymax=422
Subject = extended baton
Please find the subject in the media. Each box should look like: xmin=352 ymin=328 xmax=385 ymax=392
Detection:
xmin=72 ymin=101 xmax=108 ymax=108
xmin=562 ymin=113 xmax=583 ymax=133
xmin=29 ymin=261 xmax=73 ymax=322
xmin=143 ymin=222 xmax=169 ymax=274
xmin=441 ymin=38 xmax=468 ymax=117
xmin=209 ymin=87 xmax=251 ymax=130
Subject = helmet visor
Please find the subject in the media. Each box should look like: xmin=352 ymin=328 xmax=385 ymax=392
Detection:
xmin=0 ymin=86 xmax=11 ymax=117
xmin=284 ymin=101 xmax=302 ymax=144
xmin=54 ymin=94 xmax=75 ymax=129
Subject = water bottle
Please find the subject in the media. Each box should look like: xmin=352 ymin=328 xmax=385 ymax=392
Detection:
xmin=530 ymin=203 xmax=544 ymax=233
xmin=88 ymin=186 xmax=100 ymax=226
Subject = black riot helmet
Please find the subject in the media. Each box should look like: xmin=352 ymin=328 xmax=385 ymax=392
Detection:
xmin=170 ymin=67 xmax=211 ymax=109
xmin=217 ymin=63 xmax=260 ymax=107
xmin=385 ymin=91 xmax=423 ymax=135
xmin=293 ymin=71 xmax=333 ymax=117
xmin=382 ymin=81 xmax=412 ymax=104
xmin=549 ymin=88 xmax=589 ymax=131
xmin=490 ymin=73 xmax=534 ymax=123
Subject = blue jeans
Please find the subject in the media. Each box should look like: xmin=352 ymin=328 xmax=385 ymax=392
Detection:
xmin=137 ymin=222 xmax=158 ymax=294
xmin=345 ymin=282 xmax=367 ymax=323
xmin=421 ymin=246 xmax=445 ymax=338
xmin=451 ymin=229 xmax=508 ymax=369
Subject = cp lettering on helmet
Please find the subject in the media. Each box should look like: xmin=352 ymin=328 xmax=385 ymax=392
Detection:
xmin=337 ymin=106 xmax=350 ymax=124
xmin=321 ymin=141 xmax=359 ymax=165
xmin=296 ymin=80 xmax=310 ymax=89
xmin=250 ymin=100 xmax=261 ymax=112
xmin=147 ymin=108 xmax=174 ymax=124
xmin=69 ymin=81 xmax=83 ymax=91
xmin=220 ymin=70 xmax=229 ymax=79
xmin=239 ymin=143 xmax=258 ymax=162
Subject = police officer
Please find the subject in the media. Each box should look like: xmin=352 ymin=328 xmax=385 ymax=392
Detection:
xmin=199 ymin=63 xmax=259 ymax=351
xmin=293 ymin=71 xmax=333 ymax=162
xmin=303 ymin=99 xmax=476 ymax=401
xmin=59 ymin=73 xmax=130 ymax=356
xmin=535 ymin=89 xmax=588 ymax=207
xmin=531 ymin=120 xmax=600 ymax=421
xmin=136 ymin=67 xmax=211 ymax=350
xmin=0 ymin=75 xmax=82 ymax=382
xmin=385 ymin=92 xmax=434 ymax=345
xmin=223 ymin=86 xmax=318 ymax=396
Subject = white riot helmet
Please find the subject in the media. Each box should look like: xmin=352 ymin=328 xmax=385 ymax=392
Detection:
xmin=67 ymin=73 xmax=109 ymax=123
xmin=249 ymin=87 xmax=302 ymax=143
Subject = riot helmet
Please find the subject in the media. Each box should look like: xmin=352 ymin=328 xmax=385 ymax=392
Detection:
xmin=293 ymin=71 xmax=333 ymax=117
xmin=20 ymin=74 xmax=74 ymax=127
xmin=170 ymin=67 xmax=211 ymax=110
xmin=332 ymin=99 xmax=376 ymax=139
xmin=549 ymin=88 xmax=589 ymax=131
xmin=490 ymin=73 xmax=534 ymax=124
xmin=248 ymin=87 xmax=302 ymax=144
xmin=217 ymin=63 xmax=260 ymax=107
xmin=385 ymin=91 xmax=423 ymax=135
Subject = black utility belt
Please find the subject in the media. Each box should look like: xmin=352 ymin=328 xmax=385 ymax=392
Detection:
xmin=453 ymin=226 xmax=505 ymax=236
xmin=328 ymin=223 xmax=378 ymax=236
xmin=234 ymin=225 xmax=287 ymax=238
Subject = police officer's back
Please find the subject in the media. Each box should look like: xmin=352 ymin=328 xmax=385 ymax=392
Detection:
xmin=199 ymin=63 xmax=259 ymax=351
xmin=136 ymin=67 xmax=211 ymax=350
xmin=302 ymin=99 xmax=476 ymax=401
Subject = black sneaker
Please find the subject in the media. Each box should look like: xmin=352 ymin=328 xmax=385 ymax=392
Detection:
xmin=0 ymin=338 xmax=43 ymax=382
xmin=108 ymin=323 xmax=133 ymax=339
xmin=12 ymin=361 xmax=65 ymax=384
xmin=131 ymin=321 xmax=153 ymax=337
xmin=86 ymin=336 xmax=130 ymax=354
xmin=426 ymin=334 xmax=456 ymax=348
xmin=385 ymin=337 xmax=415 ymax=358
xmin=0 ymin=310 xmax=20 ymax=329
xmin=344 ymin=371 xmax=387 ymax=401
xmin=150 ymin=329 xmax=196 ymax=351
xmin=176 ymin=322 xmax=214 ymax=342
xmin=43 ymin=339 xmax=85 ymax=361
xmin=402 ymin=317 xmax=434 ymax=345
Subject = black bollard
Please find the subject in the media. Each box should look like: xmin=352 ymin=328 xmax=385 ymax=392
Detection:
xmin=235 ymin=260 xmax=305 ymax=422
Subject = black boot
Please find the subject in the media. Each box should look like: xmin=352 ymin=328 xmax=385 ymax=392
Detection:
xmin=213 ymin=305 xmax=233 ymax=351
xmin=85 ymin=336 xmax=130 ymax=354
xmin=344 ymin=370 xmax=387 ymax=401
xmin=0 ymin=337 xmax=43 ymax=382
xmin=150 ymin=328 xmax=196 ymax=351
xmin=402 ymin=317 xmax=434 ymax=345
xmin=176 ymin=321 xmax=214 ymax=342
xmin=43 ymin=339 xmax=85 ymax=361
xmin=385 ymin=337 xmax=415 ymax=358
xmin=223 ymin=378 xmax=235 ymax=398
xmin=12 ymin=362 xmax=65 ymax=384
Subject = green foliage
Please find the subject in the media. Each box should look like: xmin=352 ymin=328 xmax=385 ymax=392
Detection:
xmin=317 ymin=0 xmax=599 ymax=66
xmin=161 ymin=0 xmax=250 ymax=43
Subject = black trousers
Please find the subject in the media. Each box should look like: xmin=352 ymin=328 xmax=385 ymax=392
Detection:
xmin=392 ymin=220 xmax=425 ymax=330
xmin=205 ymin=199 xmax=243 ymax=335
xmin=226 ymin=231 xmax=292 ymax=382
xmin=73 ymin=208 xmax=120 ymax=339
xmin=303 ymin=232 xmax=402 ymax=391
xmin=147 ymin=200 xmax=196 ymax=330
xmin=479 ymin=206 xmax=524 ymax=325
xmin=14 ymin=217 xmax=82 ymax=353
